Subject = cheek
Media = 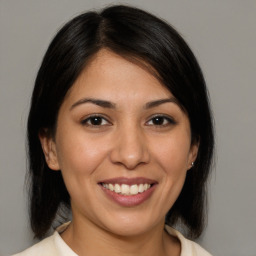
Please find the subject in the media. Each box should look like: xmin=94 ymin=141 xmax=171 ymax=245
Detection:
xmin=152 ymin=133 xmax=191 ymax=174
xmin=55 ymin=134 xmax=111 ymax=209
xmin=55 ymin=131 xmax=109 ymax=178
xmin=147 ymin=133 xmax=191 ymax=218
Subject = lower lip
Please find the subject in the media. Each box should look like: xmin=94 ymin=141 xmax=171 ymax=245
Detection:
xmin=100 ymin=185 xmax=157 ymax=207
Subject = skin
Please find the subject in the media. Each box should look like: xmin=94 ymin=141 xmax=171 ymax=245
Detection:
xmin=40 ymin=49 xmax=198 ymax=256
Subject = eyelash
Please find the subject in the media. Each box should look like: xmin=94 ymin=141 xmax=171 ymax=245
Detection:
xmin=81 ymin=115 xmax=111 ymax=127
xmin=81 ymin=114 xmax=176 ymax=127
xmin=146 ymin=115 xmax=176 ymax=127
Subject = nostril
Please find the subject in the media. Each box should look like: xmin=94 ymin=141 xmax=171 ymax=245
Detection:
xmin=108 ymin=129 xmax=150 ymax=170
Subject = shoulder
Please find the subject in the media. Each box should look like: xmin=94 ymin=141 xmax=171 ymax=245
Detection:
xmin=12 ymin=234 xmax=58 ymax=256
xmin=165 ymin=225 xmax=213 ymax=256
xmin=12 ymin=223 xmax=77 ymax=256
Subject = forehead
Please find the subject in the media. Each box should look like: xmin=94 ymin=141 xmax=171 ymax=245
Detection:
xmin=65 ymin=49 xmax=173 ymax=104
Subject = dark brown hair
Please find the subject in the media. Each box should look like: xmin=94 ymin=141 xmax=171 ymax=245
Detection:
xmin=27 ymin=5 xmax=214 ymax=239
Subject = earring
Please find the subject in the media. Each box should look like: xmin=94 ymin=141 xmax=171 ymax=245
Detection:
xmin=191 ymin=162 xmax=194 ymax=167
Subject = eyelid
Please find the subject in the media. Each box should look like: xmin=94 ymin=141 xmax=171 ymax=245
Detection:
xmin=145 ymin=114 xmax=177 ymax=126
xmin=80 ymin=114 xmax=112 ymax=126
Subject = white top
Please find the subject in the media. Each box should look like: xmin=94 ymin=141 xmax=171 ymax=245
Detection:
xmin=13 ymin=223 xmax=212 ymax=256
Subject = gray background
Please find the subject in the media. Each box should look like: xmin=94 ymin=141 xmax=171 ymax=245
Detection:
xmin=0 ymin=0 xmax=255 ymax=255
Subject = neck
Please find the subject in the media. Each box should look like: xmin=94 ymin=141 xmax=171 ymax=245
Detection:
xmin=61 ymin=217 xmax=180 ymax=256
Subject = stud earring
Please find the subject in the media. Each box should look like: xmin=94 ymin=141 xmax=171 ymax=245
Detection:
xmin=191 ymin=162 xmax=194 ymax=167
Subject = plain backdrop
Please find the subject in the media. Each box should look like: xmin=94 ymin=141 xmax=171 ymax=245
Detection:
xmin=0 ymin=1 xmax=256 ymax=255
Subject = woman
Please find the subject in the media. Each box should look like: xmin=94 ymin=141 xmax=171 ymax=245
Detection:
xmin=14 ymin=5 xmax=214 ymax=256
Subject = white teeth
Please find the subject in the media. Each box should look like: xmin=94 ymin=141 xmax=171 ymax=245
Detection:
xmin=109 ymin=184 xmax=114 ymax=191
xmin=144 ymin=184 xmax=150 ymax=190
xmin=114 ymin=184 xmax=121 ymax=193
xmin=121 ymin=184 xmax=130 ymax=195
xmin=130 ymin=184 xmax=138 ymax=195
xmin=138 ymin=184 xmax=144 ymax=193
xmin=102 ymin=183 xmax=152 ymax=195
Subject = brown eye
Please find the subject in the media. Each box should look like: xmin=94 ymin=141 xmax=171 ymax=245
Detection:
xmin=81 ymin=115 xmax=110 ymax=126
xmin=152 ymin=116 xmax=165 ymax=125
xmin=146 ymin=115 xmax=176 ymax=126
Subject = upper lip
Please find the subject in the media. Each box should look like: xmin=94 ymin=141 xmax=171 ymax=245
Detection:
xmin=99 ymin=177 xmax=157 ymax=186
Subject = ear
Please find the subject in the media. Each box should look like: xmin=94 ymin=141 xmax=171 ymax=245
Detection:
xmin=187 ymin=140 xmax=199 ymax=170
xmin=38 ymin=129 xmax=60 ymax=171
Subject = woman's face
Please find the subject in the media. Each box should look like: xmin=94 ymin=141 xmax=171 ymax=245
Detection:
xmin=41 ymin=49 xmax=198 ymax=236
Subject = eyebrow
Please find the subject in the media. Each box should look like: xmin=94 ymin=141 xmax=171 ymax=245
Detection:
xmin=70 ymin=97 xmax=180 ymax=110
xmin=144 ymin=97 xmax=180 ymax=109
xmin=70 ymin=98 xmax=116 ymax=110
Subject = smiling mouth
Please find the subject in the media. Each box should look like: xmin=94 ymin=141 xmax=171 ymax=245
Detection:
xmin=100 ymin=183 xmax=152 ymax=196
xmin=98 ymin=177 xmax=157 ymax=207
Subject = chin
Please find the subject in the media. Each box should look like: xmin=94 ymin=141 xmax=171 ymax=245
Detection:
xmin=101 ymin=213 xmax=161 ymax=237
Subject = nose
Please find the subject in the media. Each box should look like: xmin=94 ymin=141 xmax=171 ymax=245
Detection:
xmin=109 ymin=125 xmax=150 ymax=170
